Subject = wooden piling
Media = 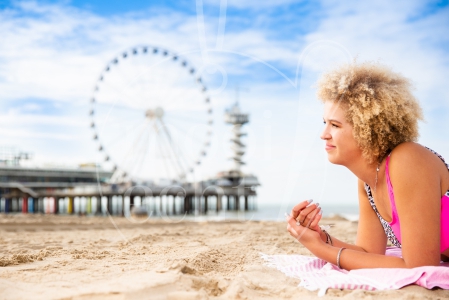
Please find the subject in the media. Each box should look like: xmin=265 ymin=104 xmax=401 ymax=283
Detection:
xmin=22 ymin=197 xmax=28 ymax=214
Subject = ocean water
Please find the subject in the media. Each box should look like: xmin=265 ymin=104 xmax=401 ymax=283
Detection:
xmin=142 ymin=203 xmax=359 ymax=223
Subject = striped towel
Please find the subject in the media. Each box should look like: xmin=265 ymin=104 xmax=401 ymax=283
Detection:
xmin=261 ymin=247 xmax=449 ymax=296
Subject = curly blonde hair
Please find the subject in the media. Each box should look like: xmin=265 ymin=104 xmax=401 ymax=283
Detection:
xmin=317 ymin=62 xmax=423 ymax=163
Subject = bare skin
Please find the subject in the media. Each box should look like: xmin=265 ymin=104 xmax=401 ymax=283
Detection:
xmin=287 ymin=101 xmax=449 ymax=270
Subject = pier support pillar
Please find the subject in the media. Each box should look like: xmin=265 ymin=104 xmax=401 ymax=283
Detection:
xmin=68 ymin=197 xmax=74 ymax=214
xmin=183 ymin=196 xmax=188 ymax=214
xmin=28 ymin=198 xmax=34 ymax=213
xmin=96 ymin=196 xmax=102 ymax=215
xmin=33 ymin=198 xmax=38 ymax=214
xmin=54 ymin=197 xmax=59 ymax=214
xmin=244 ymin=196 xmax=249 ymax=211
xmin=130 ymin=195 xmax=135 ymax=214
xmin=22 ymin=197 xmax=28 ymax=214
xmin=187 ymin=196 xmax=192 ymax=214
xmin=166 ymin=196 xmax=170 ymax=216
xmin=216 ymin=195 xmax=222 ymax=212
xmin=4 ymin=199 xmax=10 ymax=213
xmin=107 ymin=196 xmax=113 ymax=215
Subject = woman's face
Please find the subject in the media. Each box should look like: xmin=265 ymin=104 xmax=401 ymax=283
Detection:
xmin=320 ymin=101 xmax=362 ymax=166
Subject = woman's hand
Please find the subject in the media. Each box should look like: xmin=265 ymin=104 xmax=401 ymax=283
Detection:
xmin=290 ymin=200 xmax=322 ymax=232
xmin=285 ymin=213 xmax=323 ymax=247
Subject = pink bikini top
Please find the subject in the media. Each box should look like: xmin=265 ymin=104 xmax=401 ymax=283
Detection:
xmin=385 ymin=153 xmax=449 ymax=253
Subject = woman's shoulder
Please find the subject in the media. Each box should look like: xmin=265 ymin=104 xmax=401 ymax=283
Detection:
xmin=390 ymin=142 xmax=428 ymax=160
xmin=389 ymin=142 xmax=447 ymax=173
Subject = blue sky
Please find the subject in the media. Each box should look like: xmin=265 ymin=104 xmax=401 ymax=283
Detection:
xmin=0 ymin=0 xmax=448 ymax=212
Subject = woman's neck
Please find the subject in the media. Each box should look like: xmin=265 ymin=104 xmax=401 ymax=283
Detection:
xmin=345 ymin=157 xmax=380 ymax=187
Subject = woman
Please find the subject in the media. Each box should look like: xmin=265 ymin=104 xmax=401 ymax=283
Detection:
xmin=286 ymin=62 xmax=449 ymax=270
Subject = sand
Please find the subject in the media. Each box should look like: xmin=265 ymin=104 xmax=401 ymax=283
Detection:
xmin=1 ymin=214 xmax=448 ymax=300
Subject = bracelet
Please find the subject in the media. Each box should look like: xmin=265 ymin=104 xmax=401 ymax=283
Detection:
xmin=323 ymin=230 xmax=333 ymax=246
xmin=337 ymin=247 xmax=346 ymax=269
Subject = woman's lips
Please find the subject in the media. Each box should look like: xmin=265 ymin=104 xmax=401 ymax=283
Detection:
xmin=325 ymin=144 xmax=335 ymax=151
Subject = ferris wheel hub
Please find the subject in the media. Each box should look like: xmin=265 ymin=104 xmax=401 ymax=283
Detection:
xmin=145 ymin=107 xmax=164 ymax=119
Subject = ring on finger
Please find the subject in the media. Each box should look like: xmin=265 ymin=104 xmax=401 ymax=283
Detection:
xmin=296 ymin=218 xmax=303 ymax=226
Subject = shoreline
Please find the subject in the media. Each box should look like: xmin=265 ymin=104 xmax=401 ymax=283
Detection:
xmin=1 ymin=214 xmax=446 ymax=299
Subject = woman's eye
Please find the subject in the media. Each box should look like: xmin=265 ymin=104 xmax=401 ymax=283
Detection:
xmin=332 ymin=124 xmax=338 ymax=128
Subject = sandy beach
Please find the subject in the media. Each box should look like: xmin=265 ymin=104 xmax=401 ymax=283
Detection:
xmin=1 ymin=214 xmax=448 ymax=300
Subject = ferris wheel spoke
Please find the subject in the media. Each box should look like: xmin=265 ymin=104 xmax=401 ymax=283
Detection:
xmin=140 ymin=60 xmax=164 ymax=104
xmin=96 ymin=79 xmax=137 ymax=103
xmin=163 ymin=83 xmax=205 ymax=112
xmin=96 ymin=113 xmax=143 ymax=131
xmin=167 ymin=137 xmax=193 ymax=175
xmin=100 ymin=118 xmax=147 ymax=149
xmin=156 ymin=64 xmax=185 ymax=106
xmin=162 ymin=87 xmax=195 ymax=111
xmin=99 ymin=115 xmax=143 ymax=129
xmin=164 ymin=113 xmax=209 ymax=127
xmin=127 ymin=126 xmax=151 ymax=177
xmin=162 ymin=120 xmax=208 ymax=145
xmin=95 ymin=100 xmax=144 ymax=114
xmin=155 ymin=128 xmax=179 ymax=179
xmin=119 ymin=121 xmax=152 ymax=172
xmin=161 ymin=132 xmax=185 ymax=176
xmin=158 ymin=120 xmax=191 ymax=174
xmin=133 ymin=54 xmax=177 ymax=107
xmin=155 ymin=120 xmax=188 ymax=177
xmin=111 ymin=61 xmax=152 ymax=106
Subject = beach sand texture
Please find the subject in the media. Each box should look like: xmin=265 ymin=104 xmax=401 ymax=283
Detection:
xmin=1 ymin=214 xmax=448 ymax=300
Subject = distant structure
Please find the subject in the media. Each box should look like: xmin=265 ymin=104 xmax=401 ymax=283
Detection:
xmin=205 ymin=91 xmax=260 ymax=211
xmin=225 ymin=103 xmax=248 ymax=174
xmin=0 ymin=147 xmax=32 ymax=166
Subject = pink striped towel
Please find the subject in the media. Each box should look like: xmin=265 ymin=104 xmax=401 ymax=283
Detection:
xmin=261 ymin=247 xmax=449 ymax=296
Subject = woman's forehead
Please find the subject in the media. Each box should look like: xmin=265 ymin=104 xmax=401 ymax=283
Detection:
xmin=323 ymin=101 xmax=346 ymax=120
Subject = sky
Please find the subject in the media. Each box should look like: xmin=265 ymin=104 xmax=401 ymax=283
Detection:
xmin=0 ymin=0 xmax=448 ymax=212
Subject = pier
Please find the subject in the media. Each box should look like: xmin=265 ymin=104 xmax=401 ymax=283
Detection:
xmin=0 ymin=181 xmax=258 ymax=216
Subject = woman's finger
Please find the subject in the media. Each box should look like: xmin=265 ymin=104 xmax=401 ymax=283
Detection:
xmin=302 ymin=206 xmax=321 ymax=228
xmin=290 ymin=199 xmax=313 ymax=219
xmin=296 ymin=204 xmax=320 ymax=225
xmin=309 ymin=209 xmax=322 ymax=229
xmin=286 ymin=223 xmax=298 ymax=237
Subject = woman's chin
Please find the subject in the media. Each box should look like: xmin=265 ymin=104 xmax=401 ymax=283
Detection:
xmin=326 ymin=153 xmax=341 ymax=165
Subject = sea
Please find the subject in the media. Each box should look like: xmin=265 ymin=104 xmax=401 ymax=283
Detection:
xmin=140 ymin=203 xmax=360 ymax=223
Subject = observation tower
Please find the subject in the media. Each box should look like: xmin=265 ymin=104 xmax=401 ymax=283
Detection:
xmin=224 ymin=103 xmax=249 ymax=174
xmin=213 ymin=94 xmax=260 ymax=192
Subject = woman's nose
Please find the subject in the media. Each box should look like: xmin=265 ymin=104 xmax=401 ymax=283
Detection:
xmin=320 ymin=127 xmax=330 ymax=140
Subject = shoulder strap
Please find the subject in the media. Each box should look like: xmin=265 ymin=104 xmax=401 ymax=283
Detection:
xmin=385 ymin=155 xmax=399 ymax=216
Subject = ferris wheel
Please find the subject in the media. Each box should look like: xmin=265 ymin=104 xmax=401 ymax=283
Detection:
xmin=89 ymin=46 xmax=213 ymax=183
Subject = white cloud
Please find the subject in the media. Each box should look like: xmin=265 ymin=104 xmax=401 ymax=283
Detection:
xmin=202 ymin=0 xmax=307 ymax=9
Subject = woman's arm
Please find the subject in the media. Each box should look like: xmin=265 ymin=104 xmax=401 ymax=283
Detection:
xmin=353 ymin=179 xmax=388 ymax=254
xmin=286 ymin=216 xmax=408 ymax=269
xmin=317 ymin=179 xmax=388 ymax=253
xmin=388 ymin=143 xmax=442 ymax=267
